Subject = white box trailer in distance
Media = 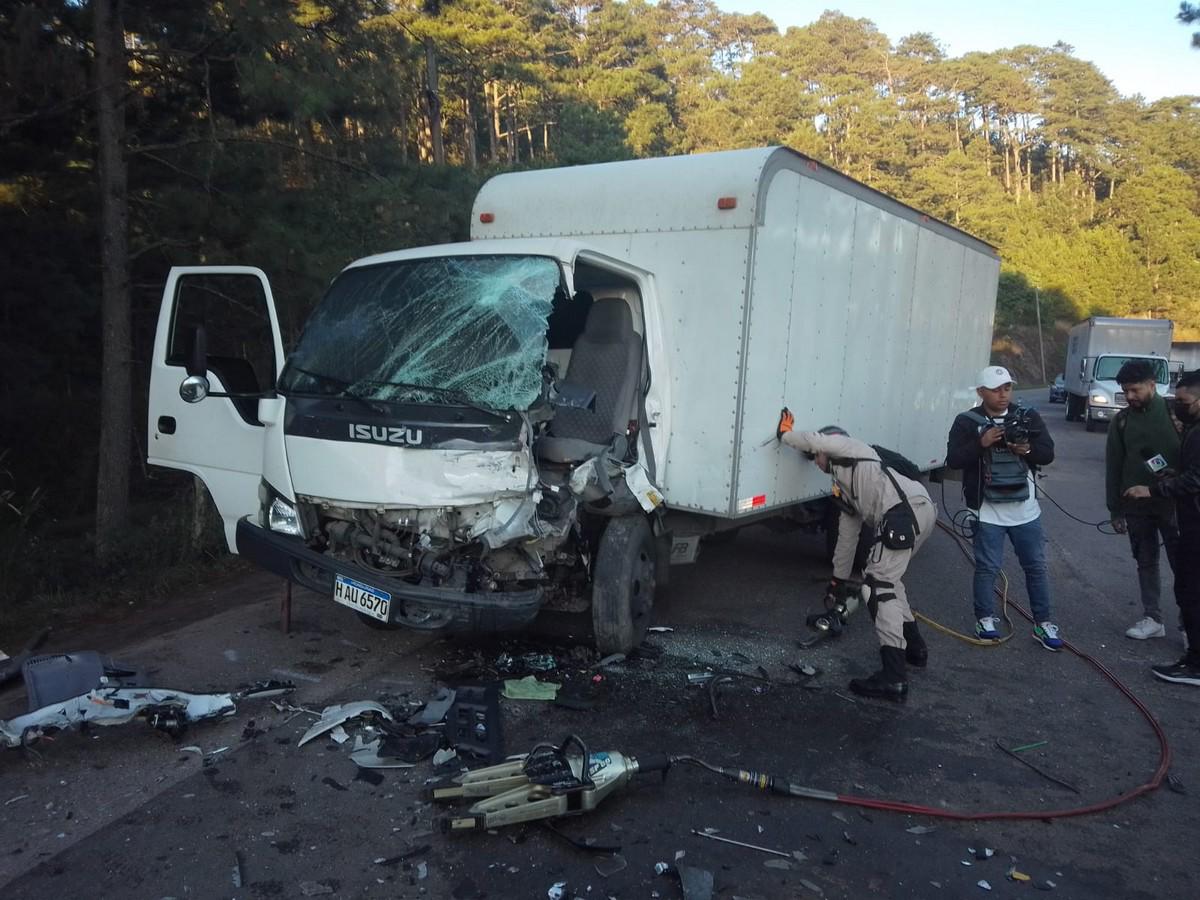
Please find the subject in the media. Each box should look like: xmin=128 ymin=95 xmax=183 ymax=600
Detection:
xmin=147 ymin=147 xmax=999 ymax=655
xmin=1063 ymin=316 xmax=1173 ymax=431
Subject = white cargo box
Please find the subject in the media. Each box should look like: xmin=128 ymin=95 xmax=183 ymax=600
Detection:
xmin=472 ymin=148 xmax=1000 ymax=518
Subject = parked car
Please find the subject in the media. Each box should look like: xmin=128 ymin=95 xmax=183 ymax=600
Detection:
xmin=1048 ymin=374 xmax=1067 ymax=403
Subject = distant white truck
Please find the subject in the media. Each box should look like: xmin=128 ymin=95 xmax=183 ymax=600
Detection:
xmin=146 ymin=147 xmax=999 ymax=652
xmin=1064 ymin=316 xmax=1173 ymax=431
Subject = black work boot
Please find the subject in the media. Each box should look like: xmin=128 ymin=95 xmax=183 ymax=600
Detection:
xmin=902 ymin=621 xmax=928 ymax=668
xmin=848 ymin=647 xmax=908 ymax=703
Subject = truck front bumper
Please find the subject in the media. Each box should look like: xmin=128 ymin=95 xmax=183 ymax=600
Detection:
xmin=1088 ymin=404 xmax=1121 ymax=421
xmin=235 ymin=518 xmax=544 ymax=632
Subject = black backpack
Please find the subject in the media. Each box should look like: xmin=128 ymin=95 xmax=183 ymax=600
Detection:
xmin=871 ymin=445 xmax=924 ymax=482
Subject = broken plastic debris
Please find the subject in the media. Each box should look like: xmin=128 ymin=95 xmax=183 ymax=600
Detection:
xmin=548 ymin=881 xmax=567 ymax=900
xmin=299 ymin=881 xmax=334 ymax=897
xmin=647 ymin=626 xmax=674 ymax=633
xmin=594 ymin=854 xmax=628 ymax=877
xmin=432 ymin=747 xmax=458 ymax=767
xmin=831 ymin=811 xmax=850 ymax=824
xmin=0 ymin=674 xmax=293 ymax=749
xmin=905 ymin=825 xmax=936 ymax=835
xmin=1007 ymin=867 xmax=1032 ymax=882
xmin=330 ymin=726 xmax=350 ymax=745
xmin=409 ymin=687 xmax=457 ymax=725
xmin=978 ymin=880 xmax=992 ymax=891
xmin=798 ymin=878 xmax=825 ymax=896
xmin=416 ymin=861 xmax=428 ymax=880
xmin=1035 ymin=880 xmax=1057 ymax=891
xmin=350 ymin=736 xmax=418 ymax=769
xmin=975 ymin=847 xmax=994 ymax=860
xmin=961 ymin=860 xmax=973 ymax=866
xmin=298 ymin=701 xmax=393 ymax=747
xmin=654 ymin=861 xmax=672 ymax=875
xmin=179 ymin=745 xmax=203 ymax=755
xmin=677 ymin=864 xmax=714 ymax=900
xmin=502 ymin=676 xmax=560 ymax=701
xmin=764 ymin=859 xmax=793 ymax=870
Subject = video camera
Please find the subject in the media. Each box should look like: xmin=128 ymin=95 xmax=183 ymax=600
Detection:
xmin=1002 ymin=405 xmax=1039 ymax=446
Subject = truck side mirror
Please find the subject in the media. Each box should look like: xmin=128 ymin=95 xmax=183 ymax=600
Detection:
xmin=186 ymin=325 xmax=208 ymax=378
xmin=179 ymin=374 xmax=211 ymax=403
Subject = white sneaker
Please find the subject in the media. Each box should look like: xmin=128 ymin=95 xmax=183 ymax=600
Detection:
xmin=1126 ymin=617 xmax=1166 ymax=640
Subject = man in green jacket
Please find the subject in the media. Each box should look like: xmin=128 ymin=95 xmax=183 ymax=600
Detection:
xmin=1106 ymin=359 xmax=1181 ymax=640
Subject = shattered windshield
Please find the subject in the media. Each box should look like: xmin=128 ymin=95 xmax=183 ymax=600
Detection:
xmin=279 ymin=255 xmax=561 ymax=410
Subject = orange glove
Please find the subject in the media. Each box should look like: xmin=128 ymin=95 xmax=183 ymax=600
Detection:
xmin=775 ymin=407 xmax=794 ymax=441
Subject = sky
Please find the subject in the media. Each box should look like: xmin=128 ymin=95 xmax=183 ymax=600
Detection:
xmin=715 ymin=1 xmax=1198 ymax=101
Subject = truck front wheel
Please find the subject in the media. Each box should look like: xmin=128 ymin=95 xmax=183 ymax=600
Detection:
xmin=592 ymin=515 xmax=656 ymax=654
xmin=1065 ymin=394 xmax=1082 ymax=422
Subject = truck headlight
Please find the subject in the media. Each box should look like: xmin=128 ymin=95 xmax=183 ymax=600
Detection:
xmin=1091 ymin=394 xmax=1109 ymax=404
xmin=268 ymin=497 xmax=303 ymax=536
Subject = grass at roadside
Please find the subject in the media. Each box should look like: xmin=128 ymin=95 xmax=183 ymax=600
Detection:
xmin=0 ymin=484 xmax=247 ymax=651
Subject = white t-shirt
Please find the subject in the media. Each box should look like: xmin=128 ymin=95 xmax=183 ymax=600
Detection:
xmin=976 ymin=409 xmax=1041 ymax=527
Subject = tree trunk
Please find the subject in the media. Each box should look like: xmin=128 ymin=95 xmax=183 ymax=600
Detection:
xmin=1002 ymin=129 xmax=1011 ymax=192
xmin=463 ymin=95 xmax=477 ymax=170
xmin=424 ymin=38 xmax=444 ymax=165
xmin=93 ymin=0 xmax=132 ymax=564
xmin=399 ymin=94 xmax=410 ymax=163
xmin=489 ymin=81 xmax=502 ymax=162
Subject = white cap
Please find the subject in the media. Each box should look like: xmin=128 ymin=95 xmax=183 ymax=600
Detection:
xmin=977 ymin=365 xmax=1015 ymax=389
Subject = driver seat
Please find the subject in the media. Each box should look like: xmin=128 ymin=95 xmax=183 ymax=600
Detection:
xmin=537 ymin=297 xmax=642 ymax=464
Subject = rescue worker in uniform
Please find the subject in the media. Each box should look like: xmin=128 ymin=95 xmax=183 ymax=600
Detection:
xmin=779 ymin=415 xmax=936 ymax=702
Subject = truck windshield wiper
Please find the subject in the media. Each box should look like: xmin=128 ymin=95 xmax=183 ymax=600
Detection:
xmin=356 ymin=380 xmax=513 ymax=422
xmin=281 ymin=364 xmax=385 ymax=414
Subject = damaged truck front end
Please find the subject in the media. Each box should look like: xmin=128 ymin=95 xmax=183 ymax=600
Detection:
xmin=148 ymin=249 xmax=665 ymax=653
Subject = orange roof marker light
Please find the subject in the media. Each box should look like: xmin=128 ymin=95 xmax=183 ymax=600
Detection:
xmin=716 ymin=197 xmax=737 ymax=210
xmin=479 ymin=212 xmax=495 ymax=223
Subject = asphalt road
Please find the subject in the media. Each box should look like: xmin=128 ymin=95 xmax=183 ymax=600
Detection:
xmin=2 ymin=389 xmax=1196 ymax=900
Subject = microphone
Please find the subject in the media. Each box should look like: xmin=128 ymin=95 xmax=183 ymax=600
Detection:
xmin=1142 ymin=447 xmax=1168 ymax=475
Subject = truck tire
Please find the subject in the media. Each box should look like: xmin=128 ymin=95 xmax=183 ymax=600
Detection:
xmin=1065 ymin=395 xmax=1079 ymax=421
xmin=1085 ymin=408 xmax=1098 ymax=432
xmin=592 ymin=515 xmax=656 ymax=654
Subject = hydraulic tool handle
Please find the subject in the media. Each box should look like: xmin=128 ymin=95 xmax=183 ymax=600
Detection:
xmin=633 ymin=752 xmax=672 ymax=775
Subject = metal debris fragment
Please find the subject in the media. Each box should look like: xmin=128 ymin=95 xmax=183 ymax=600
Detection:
xmin=298 ymin=701 xmax=393 ymax=747
xmin=690 ymin=829 xmax=792 ymax=859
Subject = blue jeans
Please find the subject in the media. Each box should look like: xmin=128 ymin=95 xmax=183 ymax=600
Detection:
xmin=973 ymin=517 xmax=1053 ymax=623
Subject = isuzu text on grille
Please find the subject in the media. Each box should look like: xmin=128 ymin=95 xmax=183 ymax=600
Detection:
xmin=348 ymin=424 xmax=424 ymax=445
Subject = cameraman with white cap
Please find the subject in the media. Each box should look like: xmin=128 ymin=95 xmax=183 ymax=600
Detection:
xmin=946 ymin=366 xmax=1064 ymax=650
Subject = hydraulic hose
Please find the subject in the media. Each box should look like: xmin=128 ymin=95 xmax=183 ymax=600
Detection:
xmin=678 ymin=519 xmax=1172 ymax=821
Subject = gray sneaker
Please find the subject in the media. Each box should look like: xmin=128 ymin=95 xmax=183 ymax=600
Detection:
xmin=1126 ymin=617 xmax=1166 ymax=640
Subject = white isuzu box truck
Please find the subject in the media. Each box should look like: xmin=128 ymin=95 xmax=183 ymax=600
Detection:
xmin=1063 ymin=316 xmax=1173 ymax=431
xmin=147 ymin=147 xmax=999 ymax=652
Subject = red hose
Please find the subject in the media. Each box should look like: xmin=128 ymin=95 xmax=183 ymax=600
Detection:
xmin=828 ymin=621 xmax=1172 ymax=819
xmin=814 ymin=521 xmax=1171 ymax=820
